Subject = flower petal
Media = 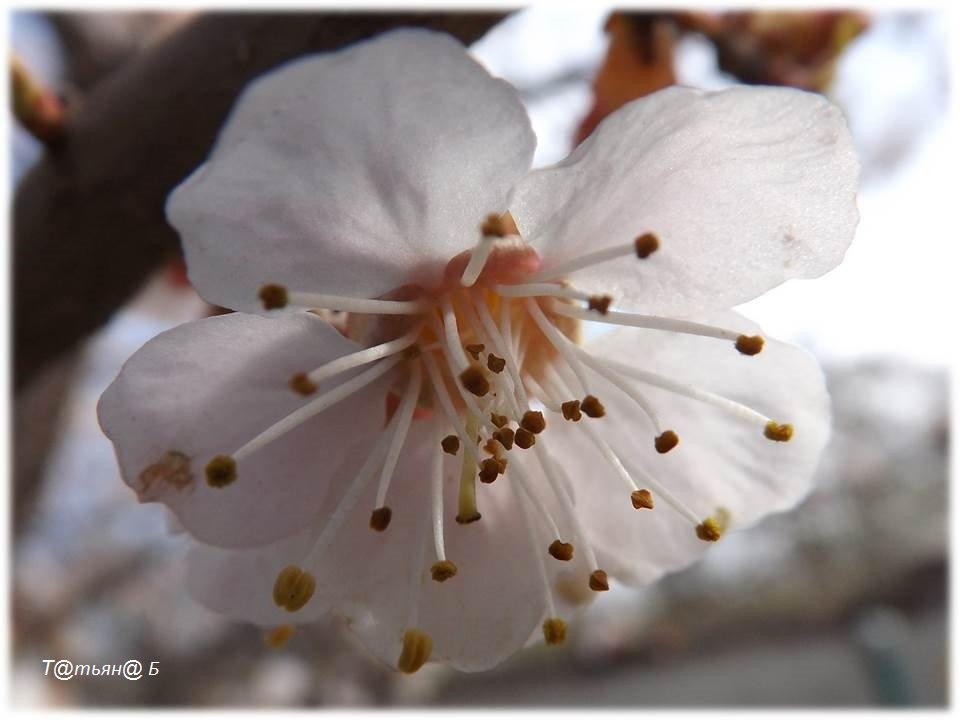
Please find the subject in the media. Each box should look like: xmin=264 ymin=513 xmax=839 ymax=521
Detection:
xmin=512 ymin=85 xmax=859 ymax=316
xmin=541 ymin=313 xmax=829 ymax=586
xmin=167 ymin=29 xmax=536 ymax=313
xmin=97 ymin=311 xmax=394 ymax=548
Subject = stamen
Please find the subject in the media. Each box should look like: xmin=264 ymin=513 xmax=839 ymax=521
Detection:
xmin=696 ymin=517 xmax=723 ymax=542
xmin=493 ymin=282 xmax=590 ymax=301
xmin=272 ymin=565 xmax=316 ymax=612
xmin=589 ymin=570 xmax=609 ymax=592
xmin=631 ymin=489 xmax=654 ymax=509
xmin=478 ymin=457 xmax=501 ymax=484
xmin=258 ymin=283 xmax=288 ymax=310
xmin=440 ymin=296 xmax=470 ymax=372
xmin=441 ymin=435 xmax=460 ymax=455
xmin=561 ymin=400 xmax=582 ymax=421
xmin=264 ymin=625 xmax=295 ymax=649
xmin=493 ymin=427 xmax=515 ymax=450
xmin=764 ymin=421 xmax=794 ymax=442
xmin=581 ymin=395 xmax=605 ymax=418
xmin=548 ymin=540 xmax=574 ymax=562
xmin=285 ymin=291 xmax=430 ymax=315
xmin=370 ymin=507 xmax=392 ymax=531
xmin=430 ymin=420 xmax=452 ymax=571
xmin=304 ymin=327 xmax=421 ymax=388
xmin=471 ymin=291 xmax=530 ymax=411
xmin=233 ymin=354 xmax=403 ymax=463
xmin=525 ymin=299 xmax=591 ymax=395
xmin=456 ymin=414 xmax=482 ymax=524
xmin=490 ymin=413 xmax=509 ymax=428
xmin=514 ymin=428 xmax=536 ymax=449
xmin=465 ymin=343 xmax=485 ymax=361
xmin=523 ymin=374 xmax=563 ymax=414
xmin=204 ymin=455 xmax=237 ymax=488
xmin=373 ymin=363 xmax=423 ymax=511
xmin=430 ymin=560 xmax=458 ymax=582
xmin=587 ymin=295 xmax=612 ymax=314
xmin=397 ymin=629 xmax=433 ymax=674
xmin=421 ymin=351 xmax=482 ymax=465
xmin=654 ymin=430 xmax=680 ymax=454
xmin=460 ymin=213 xmax=510 ymax=287
xmin=542 ymin=618 xmax=567 ymax=646
xmin=288 ymin=372 xmax=317 ymax=396
xmin=487 ymin=353 xmax=506 ymax=373
xmin=523 ymin=231 xmax=660 ymax=283
xmin=459 ymin=365 xmax=490 ymax=397
xmin=520 ymin=410 xmax=546 ymax=434
xmin=634 ymin=232 xmax=660 ymax=258
xmin=736 ymin=335 xmax=765 ymax=356
xmin=622 ymin=456 xmax=703 ymax=527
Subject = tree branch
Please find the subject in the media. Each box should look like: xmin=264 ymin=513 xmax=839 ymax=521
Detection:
xmin=14 ymin=12 xmax=507 ymax=391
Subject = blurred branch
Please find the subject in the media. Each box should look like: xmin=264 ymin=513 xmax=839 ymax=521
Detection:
xmin=11 ymin=54 xmax=65 ymax=143
xmin=14 ymin=12 xmax=507 ymax=393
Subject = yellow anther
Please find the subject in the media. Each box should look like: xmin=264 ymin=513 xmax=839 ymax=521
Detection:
xmin=397 ymin=629 xmax=433 ymax=674
xmin=272 ymin=565 xmax=316 ymax=612
xmin=561 ymin=400 xmax=582 ymax=422
xmin=492 ymin=427 xmax=515 ymax=450
xmin=478 ymin=457 xmax=501 ymax=484
xmin=696 ymin=517 xmax=723 ymax=542
xmin=542 ymin=618 xmax=567 ymax=646
xmin=441 ymin=435 xmax=460 ymax=455
xmin=764 ymin=421 xmax=794 ymax=442
xmin=459 ymin=365 xmax=490 ymax=397
xmin=654 ymin=430 xmax=679 ymax=454
xmin=634 ymin=232 xmax=660 ymax=259
xmin=548 ymin=539 xmax=574 ymax=562
xmin=631 ymin=489 xmax=654 ymax=509
xmin=520 ymin=410 xmax=547 ymax=434
xmin=258 ymin=283 xmax=288 ymax=310
xmin=430 ymin=560 xmax=458 ymax=582
xmin=480 ymin=213 xmax=510 ymax=238
xmin=588 ymin=569 xmax=609 ymax=592
xmin=264 ymin=624 xmax=296 ymax=649
xmin=465 ymin=343 xmax=485 ymax=361
xmin=205 ymin=455 xmax=237 ymax=488
xmin=486 ymin=353 xmax=506 ymax=373
xmin=587 ymin=295 xmax=612 ymax=314
xmin=490 ymin=413 xmax=509 ymax=428
xmin=370 ymin=506 xmax=392 ymax=531
xmin=581 ymin=395 xmax=606 ymax=418
xmin=735 ymin=334 xmax=765 ymax=356
xmin=289 ymin=372 xmax=317 ymax=396
xmin=514 ymin=427 xmax=536 ymax=449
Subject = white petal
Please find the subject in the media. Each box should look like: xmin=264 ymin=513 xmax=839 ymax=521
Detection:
xmin=512 ymin=85 xmax=859 ymax=316
xmin=542 ymin=313 xmax=829 ymax=586
xmin=97 ymin=312 xmax=393 ymax=549
xmin=168 ymin=29 xmax=536 ymax=313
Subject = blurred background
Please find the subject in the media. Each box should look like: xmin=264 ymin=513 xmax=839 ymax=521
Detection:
xmin=10 ymin=6 xmax=951 ymax=707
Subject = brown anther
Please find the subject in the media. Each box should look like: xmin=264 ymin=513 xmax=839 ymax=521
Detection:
xmin=480 ymin=213 xmax=509 ymax=238
xmin=490 ymin=413 xmax=509 ymax=428
xmin=735 ymin=334 xmax=765 ymax=356
xmin=465 ymin=343 xmax=485 ymax=361
xmin=258 ymin=283 xmax=288 ymax=310
xmin=455 ymin=512 xmax=482 ymax=524
xmin=561 ymin=400 xmax=582 ymax=422
xmin=493 ymin=427 xmax=515 ymax=450
xmin=397 ymin=629 xmax=433 ymax=674
xmin=272 ymin=565 xmax=316 ymax=612
xmin=205 ymin=455 xmax=237 ymax=488
xmin=487 ymin=353 xmax=506 ymax=373
xmin=631 ymin=489 xmax=654 ymax=510
xmin=441 ymin=435 xmax=460 ymax=455
xmin=430 ymin=560 xmax=458 ymax=582
xmin=764 ymin=421 xmax=794 ymax=442
xmin=520 ymin=410 xmax=547 ymax=434
xmin=588 ymin=569 xmax=610 ymax=592
xmin=634 ymin=232 xmax=660 ymax=259
xmin=482 ymin=438 xmax=499 ymax=455
xmin=288 ymin=372 xmax=317 ymax=396
xmin=696 ymin=517 xmax=723 ymax=542
xmin=581 ymin=395 xmax=606 ymax=418
xmin=459 ymin=365 xmax=489 ymax=397
xmin=542 ymin=618 xmax=567 ymax=646
xmin=402 ymin=346 xmax=422 ymax=360
xmin=587 ymin=294 xmax=613 ymax=314
xmin=496 ymin=457 xmax=508 ymax=474
xmin=548 ymin=540 xmax=574 ymax=562
xmin=479 ymin=458 xmax=501 ymax=484
xmin=264 ymin=624 xmax=296 ymax=649
xmin=369 ymin=506 xmax=392 ymax=531
xmin=654 ymin=430 xmax=679 ymax=454
xmin=514 ymin=428 xmax=536 ymax=449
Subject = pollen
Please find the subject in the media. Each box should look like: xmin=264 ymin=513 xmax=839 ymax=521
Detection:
xmin=587 ymin=294 xmax=612 ymax=314
xmin=487 ymin=353 xmax=506 ymax=373
xmin=696 ymin=517 xmax=723 ymax=542
xmin=441 ymin=435 xmax=460 ymax=455
xmin=205 ymin=455 xmax=237 ymax=488
xmin=264 ymin=624 xmax=296 ymax=649
xmin=459 ymin=365 xmax=489 ymax=397
xmin=493 ymin=427 xmax=515 ymax=450
xmin=480 ymin=213 xmax=510 ymax=238
xmin=561 ymin=400 xmax=582 ymax=422
xmin=654 ymin=430 xmax=679 ymax=454
xmin=542 ymin=618 xmax=567 ymax=646
xmin=764 ymin=421 xmax=794 ymax=442
xmin=397 ymin=629 xmax=433 ymax=674
xmin=479 ymin=458 xmax=501 ymax=484
xmin=430 ymin=560 xmax=458 ymax=582
xmin=272 ymin=565 xmax=316 ymax=612
xmin=588 ymin=569 xmax=610 ymax=592
xmin=520 ymin=410 xmax=547 ymax=434
xmin=258 ymin=283 xmax=288 ymax=310
xmin=548 ymin=540 xmax=574 ymax=562
xmin=514 ymin=428 xmax=536 ymax=449
xmin=631 ymin=489 xmax=654 ymax=509
xmin=369 ymin=506 xmax=392 ymax=531
xmin=288 ymin=372 xmax=317 ymax=396
xmin=735 ymin=334 xmax=765 ymax=356
xmin=634 ymin=232 xmax=660 ymax=259
xmin=465 ymin=343 xmax=485 ymax=361
xmin=581 ymin=395 xmax=606 ymax=418
xmin=490 ymin=413 xmax=509 ymax=428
